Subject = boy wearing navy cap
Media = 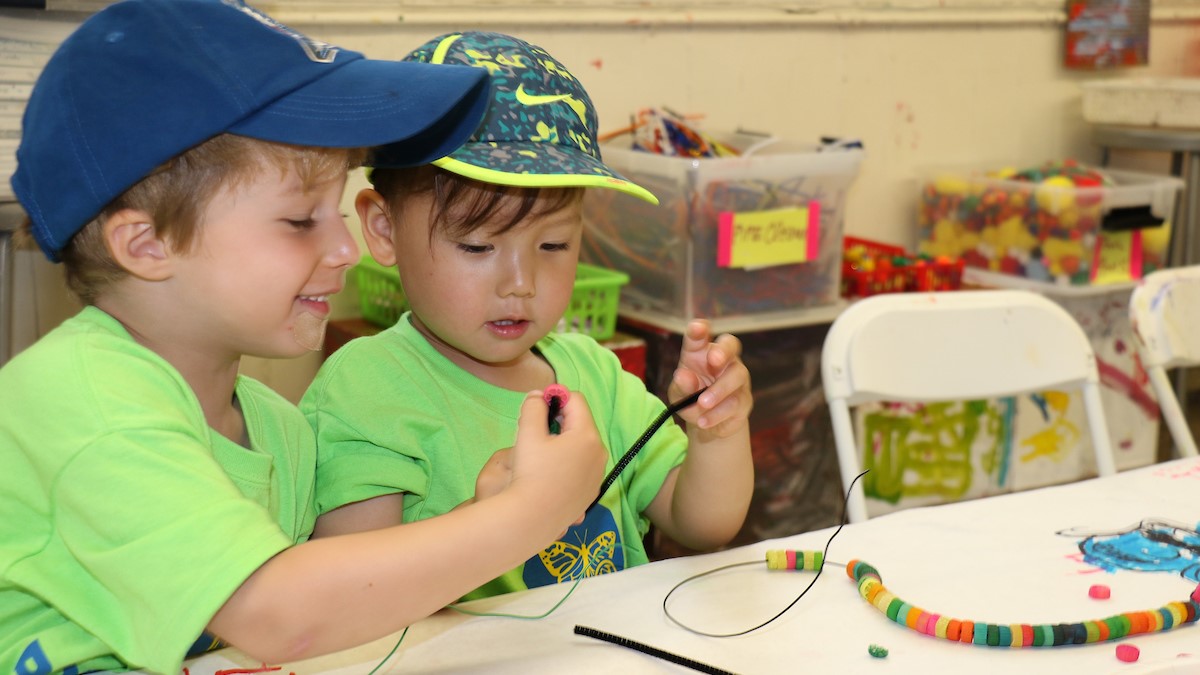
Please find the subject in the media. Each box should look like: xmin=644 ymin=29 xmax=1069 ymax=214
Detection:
xmin=0 ymin=4 xmax=606 ymax=674
xmin=303 ymin=32 xmax=754 ymax=600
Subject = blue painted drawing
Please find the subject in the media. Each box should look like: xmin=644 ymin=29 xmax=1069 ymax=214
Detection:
xmin=1059 ymin=519 xmax=1200 ymax=582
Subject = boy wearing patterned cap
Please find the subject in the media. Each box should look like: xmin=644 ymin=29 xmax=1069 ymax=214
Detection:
xmin=303 ymin=31 xmax=754 ymax=599
xmin=0 ymin=5 xmax=608 ymax=674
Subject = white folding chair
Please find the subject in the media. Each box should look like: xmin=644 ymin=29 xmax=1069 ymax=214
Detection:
xmin=822 ymin=289 xmax=1118 ymax=524
xmin=1129 ymin=266 xmax=1200 ymax=459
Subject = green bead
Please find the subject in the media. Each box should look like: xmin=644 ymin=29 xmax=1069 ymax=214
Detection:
xmin=868 ymin=644 xmax=889 ymax=658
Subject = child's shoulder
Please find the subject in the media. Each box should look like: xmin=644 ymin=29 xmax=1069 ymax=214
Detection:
xmin=0 ymin=307 xmax=201 ymax=431
xmin=303 ymin=318 xmax=428 ymax=404
xmin=7 ymin=306 xmax=177 ymax=383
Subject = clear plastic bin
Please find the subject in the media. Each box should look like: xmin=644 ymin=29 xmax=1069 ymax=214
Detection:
xmin=917 ymin=164 xmax=1182 ymax=286
xmin=582 ymin=136 xmax=864 ymax=328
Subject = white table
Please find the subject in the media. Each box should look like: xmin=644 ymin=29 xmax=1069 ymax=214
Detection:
xmin=185 ymin=458 xmax=1200 ymax=675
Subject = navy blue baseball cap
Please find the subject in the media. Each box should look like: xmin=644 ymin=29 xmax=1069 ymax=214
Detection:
xmin=13 ymin=0 xmax=491 ymax=262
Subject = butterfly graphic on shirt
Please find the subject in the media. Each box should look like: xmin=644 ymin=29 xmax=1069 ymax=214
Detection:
xmin=538 ymin=530 xmax=619 ymax=582
xmin=522 ymin=507 xmax=626 ymax=588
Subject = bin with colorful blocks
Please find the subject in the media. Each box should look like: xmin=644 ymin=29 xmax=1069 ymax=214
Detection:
xmin=842 ymin=236 xmax=964 ymax=298
xmin=917 ymin=161 xmax=1182 ymax=286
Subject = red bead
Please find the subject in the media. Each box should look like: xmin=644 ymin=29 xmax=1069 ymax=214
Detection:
xmin=1116 ymin=643 xmax=1140 ymax=663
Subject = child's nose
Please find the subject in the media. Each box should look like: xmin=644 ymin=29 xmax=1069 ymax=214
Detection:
xmin=498 ymin=254 xmax=535 ymax=297
xmin=325 ymin=217 xmax=360 ymax=268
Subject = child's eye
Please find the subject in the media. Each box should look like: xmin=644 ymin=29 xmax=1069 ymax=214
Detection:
xmin=541 ymin=242 xmax=571 ymax=252
xmin=457 ymin=242 xmax=491 ymax=254
xmin=285 ymin=217 xmax=317 ymax=229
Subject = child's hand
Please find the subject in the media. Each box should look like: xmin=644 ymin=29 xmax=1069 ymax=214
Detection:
xmin=473 ymin=448 xmax=514 ymax=504
xmin=667 ymin=319 xmax=753 ymax=439
xmin=507 ymin=390 xmax=607 ymax=530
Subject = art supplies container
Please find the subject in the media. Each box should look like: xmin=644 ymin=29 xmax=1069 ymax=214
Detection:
xmin=841 ymin=236 xmax=964 ymax=298
xmin=916 ymin=163 xmax=1182 ymax=286
xmin=581 ymin=136 xmax=864 ymax=331
xmin=353 ymin=257 xmax=629 ymax=341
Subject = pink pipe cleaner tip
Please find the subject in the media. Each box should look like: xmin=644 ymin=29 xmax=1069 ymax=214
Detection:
xmin=544 ymin=384 xmax=570 ymax=406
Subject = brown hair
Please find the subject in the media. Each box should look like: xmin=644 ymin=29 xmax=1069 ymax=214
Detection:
xmin=369 ymin=165 xmax=582 ymax=243
xmin=50 ymin=134 xmax=367 ymax=304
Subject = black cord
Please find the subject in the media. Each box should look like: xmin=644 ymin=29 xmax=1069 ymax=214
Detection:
xmin=587 ymin=387 xmax=706 ymax=512
xmin=573 ymin=625 xmax=738 ymax=675
xmin=660 ymin=469 xmax=869 ymax=637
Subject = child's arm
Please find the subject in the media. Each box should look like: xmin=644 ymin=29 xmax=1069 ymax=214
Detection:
xmin=311 ymin=493 xmax=406 ymax=537
xmin=644 ymin=319 xmax=754 ymax=551
xmin=206 ymin=391 xmax=605 ymax=664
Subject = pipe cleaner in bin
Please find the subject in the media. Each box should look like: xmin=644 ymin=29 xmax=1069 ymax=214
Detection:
xmin=582 ymin=108 xmax=865 ymax=329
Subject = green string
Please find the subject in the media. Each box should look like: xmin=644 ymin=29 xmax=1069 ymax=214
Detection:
xmin=365 ymin=578 xmax=583 ymax=672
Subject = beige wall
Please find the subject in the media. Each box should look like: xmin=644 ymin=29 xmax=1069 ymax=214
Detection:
xmin=8 ymin=4 xmax=1200 ymax=400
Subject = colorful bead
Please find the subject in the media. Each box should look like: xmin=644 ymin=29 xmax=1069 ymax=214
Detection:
xmin=766 ymin=549 xmax=827 ymax=572
xmin=867 ymin=644 xmax=888 ymax=658
xmin=847 ymin=559 xmax=1200 ymax=650
xmin=1116 ymin=643 xmax=1140 ymax=663
xmin=1158 ymin=607 xmax=1174 ymax=631
xmin=1089 ymin=584 xmax=1111 ymax=600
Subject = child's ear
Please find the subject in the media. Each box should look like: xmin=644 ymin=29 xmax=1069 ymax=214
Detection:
xmin=356 ymin=188 xmax=397 ymax=267
xmin=103 ymin=208 xmax=171 ymax=281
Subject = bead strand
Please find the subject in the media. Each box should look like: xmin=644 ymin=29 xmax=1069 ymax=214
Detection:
xmin=765 ymin=549 xmax=824 ymax=572
xmin=846 ymin=559 xmax=1200 ymax=648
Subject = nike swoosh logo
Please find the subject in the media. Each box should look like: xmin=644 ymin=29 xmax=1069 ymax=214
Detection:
xmin=515 ymin=85 xmax=589 ymax=124
xmin=515 ymin=84 xmax=574 ymax=107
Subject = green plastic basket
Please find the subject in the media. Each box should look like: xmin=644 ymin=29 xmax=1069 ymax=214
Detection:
xmin=354 ymin=257 xmax=629 ymax=341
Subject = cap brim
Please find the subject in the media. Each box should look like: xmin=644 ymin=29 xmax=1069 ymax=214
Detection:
xmin=432 ymin=141 xmax=658 ymax=205
xmin=230 ymin=59 xmax=491 ymax=167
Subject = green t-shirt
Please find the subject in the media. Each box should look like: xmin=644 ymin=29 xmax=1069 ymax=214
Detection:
xmin=0 ymin=307 xmax=317 ymax=675
xmin=303 ymin=313 xmax=687 ymax=599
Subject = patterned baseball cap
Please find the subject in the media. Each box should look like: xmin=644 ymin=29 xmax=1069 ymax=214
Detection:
xmin=385 ymin=31 xmax=657 ymax=205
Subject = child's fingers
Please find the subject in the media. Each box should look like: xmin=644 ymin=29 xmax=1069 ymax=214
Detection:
xmin=679 ymin=319 xmax=713 ymax=361
xmin=553 ymin=389 xmax=596 ymax=434
xmin=707 ymin=333 xmax=742 ymax=371
xmin=695 ymin=389 xmax=751 ymax=431
xmin=694 ymin=361 xmax=752 ymax=411
xmin=514 ymin=391 xmax=553 ymax=444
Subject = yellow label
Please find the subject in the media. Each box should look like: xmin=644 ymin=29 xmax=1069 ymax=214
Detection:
xmin=717 ymin=204 xmax=820 ymax=269
xmin=1090 ymin=229 xmax=1142 ymax=285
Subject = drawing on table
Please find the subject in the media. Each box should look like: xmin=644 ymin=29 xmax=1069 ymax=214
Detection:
xmin=1060 ymin=519 xmax=1200 ymax=581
